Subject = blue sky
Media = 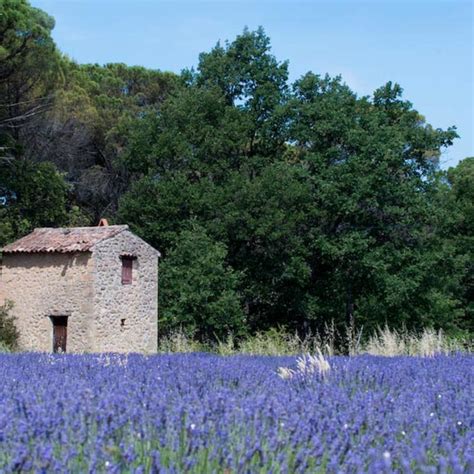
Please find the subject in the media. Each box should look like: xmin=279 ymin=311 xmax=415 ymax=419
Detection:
xmin=32 ymin=0 xmax=473 ymax=168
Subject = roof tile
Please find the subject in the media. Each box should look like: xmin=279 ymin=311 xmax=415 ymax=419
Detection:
xmin=2 ymin=226 xmax=128 ymax=254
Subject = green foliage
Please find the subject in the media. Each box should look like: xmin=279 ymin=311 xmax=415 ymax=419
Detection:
xmin=194 ymin=26 xmax=289 ymax=157
xmin=0 ymin=301 xmax=18 ymax=350
xmin=213 ymin=164 xmax=314 ymax=331
xmin=0 ymin=160 xmax=69 ymax=246
xmin=0 ymin=0 xmax=179 ymax=223
xmin=0 ymin=0 xmax=61 ymax=153
xmin=120 ymin=64 xmax=463 ymax=337
xmin=122 ymin=86 xmax=246 ymax=178
xmin=444 ymin=157 xmax=474 ymax=331
xmin=1 ymin=2 xmax=471 ymax=341
xmin=30 ymin=61 xmax=179 ymax=221
xmin=159 ymin=225 xmax=246 ymax=341
xmin=286 ymin=75 xmax=459 ymax=333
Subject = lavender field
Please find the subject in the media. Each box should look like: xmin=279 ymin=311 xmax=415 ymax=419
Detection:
xmin=0 ymin=353 xmax=472 ymax=473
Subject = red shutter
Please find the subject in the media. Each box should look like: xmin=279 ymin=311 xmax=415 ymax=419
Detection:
xmin=122 ymin=257 xmax=133 ymax=284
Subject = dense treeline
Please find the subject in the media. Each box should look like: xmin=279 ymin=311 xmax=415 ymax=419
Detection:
xmin=1 ymin=0 xmax=472 ymax=342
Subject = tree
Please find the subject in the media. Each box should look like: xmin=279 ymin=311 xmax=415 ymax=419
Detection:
xmin=23 ymin=61 xmax=179 ymax=221
xmin=0 ymin=160 xmax=69 ymax=246
xmin=159 ymin=225 xmax=245 ymax=341
xmin=288 ymin=75 xmax=459 ymax=333
xmin=0 ymin=0 xmax=61 ymax=156
xmin=210 ymin=164 xmax=315 ymax=332
xmin=0 ymin=0 xmax=71 ymax=245
xmin=0 ymin=1 xmax=178 ymax=223
xmin=1 ymin=4 xmax=469 ymax=340
xmin=444 ymin=158 xmax=474 ymax=331
xmin=119 ymin=35 xmax=464 ymax=338
xmin=121 ymin=86 xmax=246 ymax=179
xmin=193 ymin=27 xmax=290 ymax=160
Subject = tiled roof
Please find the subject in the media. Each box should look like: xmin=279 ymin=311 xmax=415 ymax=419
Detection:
xmin=2 ymin=226 xmax=129 ymax=254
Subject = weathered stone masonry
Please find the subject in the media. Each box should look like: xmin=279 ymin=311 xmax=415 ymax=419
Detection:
xmin=0 ymin=225 xmax=160 ymax=353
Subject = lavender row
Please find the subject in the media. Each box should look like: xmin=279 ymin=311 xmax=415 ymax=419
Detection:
xmin=0 ymin=353 xmax=472 ymax=473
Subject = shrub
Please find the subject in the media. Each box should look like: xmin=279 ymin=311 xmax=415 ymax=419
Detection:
xmin=0 ymin=300 xmax=18 ymax=350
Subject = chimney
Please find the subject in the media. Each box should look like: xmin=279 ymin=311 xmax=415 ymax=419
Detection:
xmin=98 ymin=218 xmax=109 ymax=227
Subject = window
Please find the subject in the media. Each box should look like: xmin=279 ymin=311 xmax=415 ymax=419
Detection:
xmin=121 ymin=256 xmax=133 ymax=284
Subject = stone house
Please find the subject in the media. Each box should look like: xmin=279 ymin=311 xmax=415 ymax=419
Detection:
xmin=0 ymin=223 xmax=160 ymax=353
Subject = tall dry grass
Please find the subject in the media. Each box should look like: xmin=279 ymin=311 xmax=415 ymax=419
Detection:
xmin=364 ymin=326 xmax=471 ymax=356
xmin=213 ymin=325 xmax=338 ymax=356
xmin=159 ymin=325 xmax=471 ymax=357
xmin=158 ymin=330 xmax=206 ymax=353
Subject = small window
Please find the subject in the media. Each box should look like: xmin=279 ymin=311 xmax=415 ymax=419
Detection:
xmin=121 ymin=256 xmax=133 ymax=284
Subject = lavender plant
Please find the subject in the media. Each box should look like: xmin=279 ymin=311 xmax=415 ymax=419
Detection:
xmin=0 ymin=353 xmax=472 ymax=473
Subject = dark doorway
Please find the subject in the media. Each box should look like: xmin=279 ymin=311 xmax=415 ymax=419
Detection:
xmin=51 ymin=316 xmax=68 ymax=353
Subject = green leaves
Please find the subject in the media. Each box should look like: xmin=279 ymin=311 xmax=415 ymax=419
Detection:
xmin=0 ymin=160 xmax=69 ymax=246
xmin=159 ymin=225 xmax=245 ymax=341
xmin=116 ymin=28 xmax=468 ymax=339
xmin=196 ymin=27 xmax=289 ymax=157
xmin=0 ymin=6 xmax=469 ymax=342
xmin=443 ymin=158 xmax=474 ymax=331
xmin=0 ymin=300 xmax=18 ymax=350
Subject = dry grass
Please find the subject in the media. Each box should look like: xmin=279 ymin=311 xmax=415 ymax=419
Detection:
xmin=363 ymin=326 xmax=470 ymax=357
xmin=278 ymin=350 xmax=331 ymax=380
xmin=159 ymin=325 xmax=471 ymax=357
xmin=158 ymin=330 xmax=206 ymax=353
xmin=217 ymin=326 xmax=337 ymax=356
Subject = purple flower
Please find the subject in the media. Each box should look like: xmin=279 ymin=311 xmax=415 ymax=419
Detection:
xmin=0 ymin=353 xmax=471 ymax=472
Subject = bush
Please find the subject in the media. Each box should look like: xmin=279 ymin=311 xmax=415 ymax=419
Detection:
xmin=0 ymin=301 xmax=18 ymax=350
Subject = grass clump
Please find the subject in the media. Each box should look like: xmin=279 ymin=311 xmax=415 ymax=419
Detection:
xmin=364 ymin=326 xmax=471 ymax=356
xmin=158 ymin=329 xmax=207 ymax=353
xmin=0 ymin=341 xmax=11 ymax=353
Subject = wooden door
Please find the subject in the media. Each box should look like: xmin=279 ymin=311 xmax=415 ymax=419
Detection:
xmin=52 ymin=317 xmax=68 ymax=353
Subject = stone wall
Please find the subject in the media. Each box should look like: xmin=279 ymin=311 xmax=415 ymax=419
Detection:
xmin=0 ymin=252 xmax=94 ymax=352
xmin=92 ymin=231 xmax=158 ymax=353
